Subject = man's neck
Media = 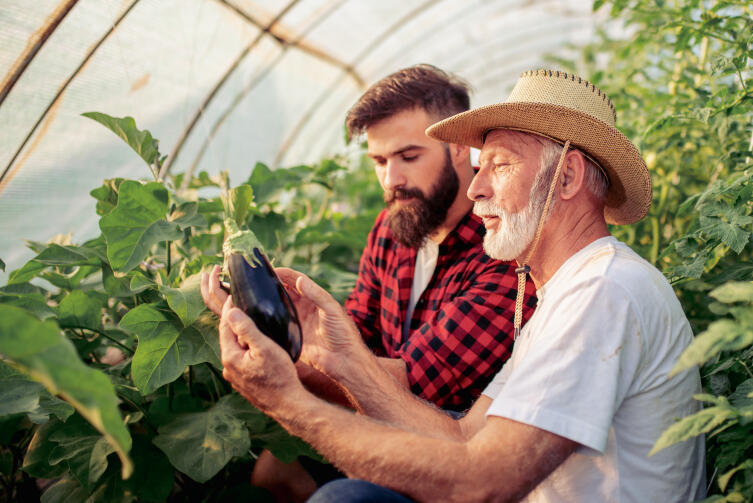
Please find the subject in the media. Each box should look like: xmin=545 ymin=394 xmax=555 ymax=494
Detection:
xmin=525 ymin=206 xmax=610 ymax=288
xmin=429 ymin=161 xmax=475 ymax=244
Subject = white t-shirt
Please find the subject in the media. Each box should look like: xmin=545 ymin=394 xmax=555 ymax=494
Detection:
xmin=402 ymin=240 xmax=439 ymax=339
xmin=483 ymin=236 xmax=705 ymax=502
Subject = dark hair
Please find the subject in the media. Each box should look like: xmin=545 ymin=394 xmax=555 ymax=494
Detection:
xmin=345 ymin=64 xmax=471 ymax=137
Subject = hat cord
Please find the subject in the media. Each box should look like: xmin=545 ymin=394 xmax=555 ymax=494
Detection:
xmin=513 ymin=140 xmax=570 ymax=339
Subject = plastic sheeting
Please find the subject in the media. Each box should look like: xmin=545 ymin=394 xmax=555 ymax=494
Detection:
xmin=0 ymin=0 xmax=600 ymax=279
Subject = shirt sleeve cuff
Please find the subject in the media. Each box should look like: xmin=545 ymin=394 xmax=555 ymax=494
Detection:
xmin=485 ymin=396 xmax=608 ymax=453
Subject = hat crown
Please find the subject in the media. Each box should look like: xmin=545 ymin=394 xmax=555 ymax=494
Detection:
xmin=507 ymin=70 xmax=616 ymax=127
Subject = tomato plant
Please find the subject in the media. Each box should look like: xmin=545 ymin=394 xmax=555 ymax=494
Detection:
xmin=553 ymin=0 xmax=752 ymax=500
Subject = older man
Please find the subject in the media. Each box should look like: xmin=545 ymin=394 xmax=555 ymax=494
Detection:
xmin=204 ymin=65 xmax=535 ymax=501
xmin=211 ymin=70 xmax=705 ymax=502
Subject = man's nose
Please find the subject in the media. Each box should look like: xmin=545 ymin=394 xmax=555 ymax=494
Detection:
xmin=383 ymin=160 xmax=406 ymax=191
xmin=467 ymin=167 xmax=491 ymax=202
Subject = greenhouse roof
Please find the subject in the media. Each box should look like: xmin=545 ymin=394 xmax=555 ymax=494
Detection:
xmin=0 ymin=0 xmax=602 ymax=279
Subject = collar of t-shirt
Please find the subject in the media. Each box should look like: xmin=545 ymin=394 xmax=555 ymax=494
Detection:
xmin=402 ymin=239 xmax=440 ymax=339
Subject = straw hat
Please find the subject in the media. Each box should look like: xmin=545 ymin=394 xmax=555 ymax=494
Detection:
xmin=426 ymin=69 xmax=651 ymax=225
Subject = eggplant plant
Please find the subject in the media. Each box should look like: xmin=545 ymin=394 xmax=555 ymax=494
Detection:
xmin=0 ymin=113 xmax=382 ymax=501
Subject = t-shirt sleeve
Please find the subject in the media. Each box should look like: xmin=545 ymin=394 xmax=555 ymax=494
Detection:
xmin=485 ymin=277 xmax=643 ymax=453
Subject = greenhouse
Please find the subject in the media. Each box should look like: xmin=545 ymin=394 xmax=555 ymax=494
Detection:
xmin=0 ymin=0 xmax=751 ymax=501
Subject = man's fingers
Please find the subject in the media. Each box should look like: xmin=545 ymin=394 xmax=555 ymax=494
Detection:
xmin=202 ymin=265 xmax=227 ymax=316
xmin=296 ymin=274 xmax=341 ymax=314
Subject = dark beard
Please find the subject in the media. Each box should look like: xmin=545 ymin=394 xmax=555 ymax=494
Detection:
xmin=384 ymin=148 xmax=459 ymax=249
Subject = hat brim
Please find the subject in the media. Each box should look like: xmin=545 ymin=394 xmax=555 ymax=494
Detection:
xmin=426 ymin=102 xmax=651 ymax=225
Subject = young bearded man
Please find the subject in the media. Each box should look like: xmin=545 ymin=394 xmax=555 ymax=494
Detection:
xmin=201 ymin=65 xmax=535 ymax=501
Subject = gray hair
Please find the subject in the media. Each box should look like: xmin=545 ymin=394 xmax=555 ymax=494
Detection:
xmin=537 ymin=138 xmax=609 ymax=201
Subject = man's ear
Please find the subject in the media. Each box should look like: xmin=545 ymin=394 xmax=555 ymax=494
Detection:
xmin=559 ymin=149 xmax=587 ymax=200
xmin=450 ymin=143 xmax=470 ymax=161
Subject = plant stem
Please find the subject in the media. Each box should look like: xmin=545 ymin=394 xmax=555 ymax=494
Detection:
xmin=119 ymin=394 xmax=159 ymax=435
xmin=65 ymin=325 xmax=134 ymax=354
xmin=166 ymin=241 xmax=172 ymax=275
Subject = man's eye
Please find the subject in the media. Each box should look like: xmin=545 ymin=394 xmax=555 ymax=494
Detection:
xmin=402 ymin=154 xmax=418 ymax=162
xmin=493 ymin=164 xmax=508 ymax=172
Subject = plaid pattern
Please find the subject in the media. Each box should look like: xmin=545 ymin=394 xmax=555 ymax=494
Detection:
xmin=345 ymin=209 xmax=537 ymax=410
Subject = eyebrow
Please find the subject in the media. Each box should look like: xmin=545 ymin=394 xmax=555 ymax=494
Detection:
xmin=368 ymin=144 xmax=425 ymax=159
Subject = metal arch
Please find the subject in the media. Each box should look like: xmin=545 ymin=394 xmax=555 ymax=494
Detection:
xmin=180 ymin=0 xmax=348 ymax=187
xmin=0 ymin=0 xmax=80 ymax=108
xmin=0 ymin=0 xmax=142 ymax=193
xmin=273 ymin=0 xmax=445 ymax=167
xmin=163 ymin=0 xmax=365 ymax=177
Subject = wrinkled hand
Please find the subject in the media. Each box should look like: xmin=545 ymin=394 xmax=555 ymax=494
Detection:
xmin=219 ymin=296 xmax=305 ymax=413
xmin=201 ymin=265 xmax=227 ymax=316
xmin=276 ymin=268 xmax=369 ymax=380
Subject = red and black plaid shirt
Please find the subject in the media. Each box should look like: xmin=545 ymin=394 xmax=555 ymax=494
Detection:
xmin=345 ymin=209 xmax=537 ymax=410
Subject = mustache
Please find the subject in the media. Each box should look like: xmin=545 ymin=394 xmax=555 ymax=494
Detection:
xmin=384 ymin=187 xmax=425 ymax=205
xmin=473 ymin=200 xmax=504 ymax=217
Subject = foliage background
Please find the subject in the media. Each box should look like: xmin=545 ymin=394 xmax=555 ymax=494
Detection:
xmin=551 ymin=0 xmax=753 ymax=500
xmin=0 ymin=0 xmax=752 ymax=501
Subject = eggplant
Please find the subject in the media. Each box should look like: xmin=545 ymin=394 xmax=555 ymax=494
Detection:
xmin=227 ymin=248 xmax=302 ymax=362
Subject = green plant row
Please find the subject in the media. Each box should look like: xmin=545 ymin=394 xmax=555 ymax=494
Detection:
xmin=0 ymin=113 xmax=383 ymax=502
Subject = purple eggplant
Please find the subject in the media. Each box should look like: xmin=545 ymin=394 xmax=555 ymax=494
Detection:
xmin=227 ymin=249 xmax=302 ymax=362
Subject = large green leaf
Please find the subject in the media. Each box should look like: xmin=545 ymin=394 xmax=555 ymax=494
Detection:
xmin=160 ymin=273 xmax=205 ymax=327
xmin=0 ymin=290 xmax=56 ymax=319
xmin=650 ymin=399 xmax=737 ymax=456
xmin=57 ymin=290 xmax=105 ymax=330
xmin=221 ymin=184 xmax=254 ymax=227
xmin=99 ymin=180 xmax=182 ymax=273
xmin=711 ymin=282 xmax=753 ymax=304
xmin=120 ymin=304 xmax=191 ymax=395
xmin=34 ymin=244 xmax=101 ymax=266
xmin=49 ymin=415 xmax=115 ymax=490
xmin=0 ymin=361 xmax=73 ymax=423
xmin=41 ymin=478 xmax=91 ymax=503
xmin=83 ymin=112 xmax=160 ymax=167
xmin=0 ymin=305 xmax=132 ymax=478
xmin=152 ymin=395 xmax=251 ymax=483
xmin=671 ymin=319 xmax=753 ymax=375
xmin=123 ymin=437 xmax=174 ymax=502
xmin=23 ymin=420 xmax=69 ymax=479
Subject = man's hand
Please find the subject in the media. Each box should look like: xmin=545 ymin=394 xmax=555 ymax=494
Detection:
xmin=200 ymin=265 xmax=227 ymax=317
xmin=218 ymin=296 xmax=305 ymax=413
xmin=275 ymin=268 xmax=371 ymax=380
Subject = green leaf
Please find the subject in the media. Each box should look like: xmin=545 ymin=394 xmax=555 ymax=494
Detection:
xmin=0 ymin=290 xmax=56 ymax=319
xmin=34 ymin=244 xmax=100 ymax=266
xmin=121 ymin=304 xmax=194 ymax=395
xmin=650 ymin=403 xmax=736 ymax=456
xmin=90 ymin=178 xmax=125 ymax=216
xmin=719 ymin=459 xmax=753 ymax=492
xmin=8 ymin=259 xmax=46 ymax=285
xmin=41 ymin=478 xmax=90 ymax=503
xmin=0 ymin=305 xmax=132 ymax=478
xmin=83 ymin=112 xmax=160 ymax=167
xmin=671 ymin=319 xmax=753 ymax=375
xmin=159 ymin=273 xmax=205 ymax=327
xmin=100 ymin=181 xmax=182 ymax=273
xmin=253 ymin=419 xmax=324 ymax=464
xmin=0 ymin=361 xmax=74 ymax=422
xmin=49 ymin=415 xmax=115 ymax=490
xmin=23 ymin=420 xmax=69 ymax=479
xmin=187 ymin=317 xmax=222 ymax=369
xmin=152 ymin=395 xmax=251 ymax=483
xmin=711 ymin=282 xmax=753 ymax=304
xmin=57 ymin=290 xmax=104 ymax=330
xmin=169 ymin=201 xmax=207 ymax=229
xmin=124 ymin=437 xmax=174 ymax=502
xmin=221 ymin=184 xmax=254 ymax=227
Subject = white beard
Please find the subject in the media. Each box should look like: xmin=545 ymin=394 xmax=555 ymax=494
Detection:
xmin=474 ymin=200 xmax=539 ymax=261
xmin=473 ymin=176 xmax=553 ymax=261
